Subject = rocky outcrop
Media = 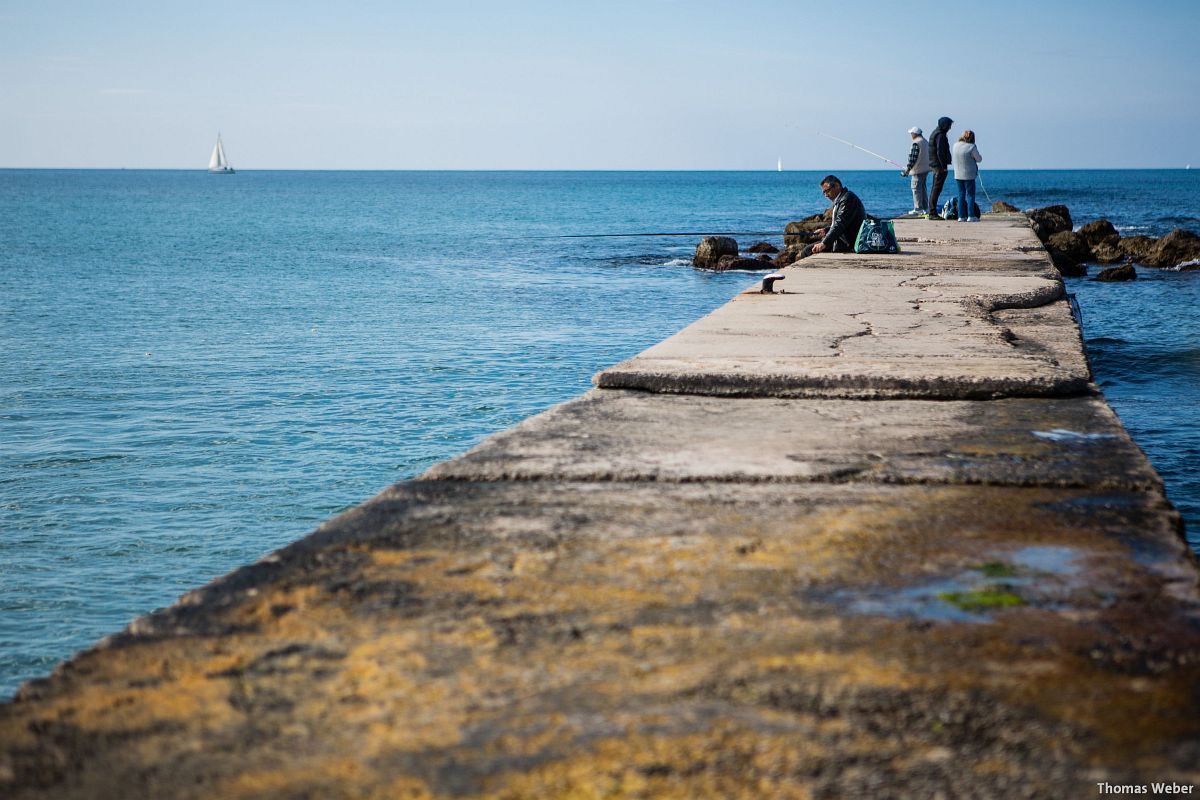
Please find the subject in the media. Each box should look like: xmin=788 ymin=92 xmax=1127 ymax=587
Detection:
xmin=1078 ymin=219 xmax=1120 ymax=250
xmin=748 ymin=241 xmax=779 ymax=254
xmin=1096 ymin=263 xmax=1137 ymax=282
xmin=784 ymin=212 xmax=828 ymax=247
xmin=693 ymin=236 xmax=738 ymax=269
xmin=991 ymin=201 xmax=1020 ymax=213
xmin=1117 ymin=236 xmax=1155 ymax=262
xmin=774 ymin=246 xmax=803 ymax=267
xmin=1026 ymin=205 xmax=1073 ymax=243
xmin=714 ymin=255 xmax=768 ymax=272
xmin=1028 ymin=207 xmax=1200 ymax=270
xmin=1090 ymin=242 xmax=1124 ymax=264
xmin=1141 ymin=229 xmax=1200 ymax=269
xmin=1046 ymin=231 xmax=1091 ymax=276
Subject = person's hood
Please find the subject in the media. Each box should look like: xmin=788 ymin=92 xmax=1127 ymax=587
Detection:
xmin=937 ymin=117 xmax=953 ymax=131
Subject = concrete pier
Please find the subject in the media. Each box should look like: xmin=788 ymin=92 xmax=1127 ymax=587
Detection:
xmin=3 ymin=217 xmax=1199 ymax=798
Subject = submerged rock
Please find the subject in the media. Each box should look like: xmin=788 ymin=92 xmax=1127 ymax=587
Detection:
xmin=1096 ymin=263 xmax=1137 ymax=282
xmin=693 ymin=236 xmax=738 ymax=269
xmin=1026 ymin=205 xmax=1073 ymax=243
xmin=991 ymin=201 xmax=1020 ymax=213
xmin=748 ymin=241 xmax=780 ymax=254
xmin=714 ymin=255 xmax=767 ymax=272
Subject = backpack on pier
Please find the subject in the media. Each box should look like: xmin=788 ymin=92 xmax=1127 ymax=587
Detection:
xmin=854 ymin=217 xmax=900 ymax=254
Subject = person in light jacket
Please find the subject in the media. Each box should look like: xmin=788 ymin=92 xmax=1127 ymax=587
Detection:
xmin=951 ymin=130 xmax=983 ymax=221
xmin=900 ymin=127 xmax=930 ymax=215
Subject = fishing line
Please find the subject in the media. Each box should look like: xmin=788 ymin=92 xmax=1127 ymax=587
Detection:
xmin=510 ymin=231 xmax=795 ymax=240
xmin=977 ymin=171 xmax=994 ymax=206
xmin=816 ymin=132 xmax=905 ymax=169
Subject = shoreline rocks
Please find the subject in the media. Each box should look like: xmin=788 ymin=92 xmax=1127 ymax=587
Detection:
xmin=1025 ymin=205 xmax=1200 ymax=273
xmin=1096 ymin=263 xmax=1137 ymax=282
xmin=693 ymin=236 xmax=738 ymax=269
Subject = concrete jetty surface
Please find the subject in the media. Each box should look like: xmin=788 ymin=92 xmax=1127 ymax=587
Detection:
xmin=3 ymin=217 xmax=1199 ymax=798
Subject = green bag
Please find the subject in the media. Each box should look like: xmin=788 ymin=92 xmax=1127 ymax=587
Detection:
xmin=854 ymin=217 xmax=900 ymax=254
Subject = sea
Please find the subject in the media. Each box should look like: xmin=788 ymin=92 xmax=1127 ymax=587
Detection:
xmin=2 ymin=169 xmax=1198 ymax=698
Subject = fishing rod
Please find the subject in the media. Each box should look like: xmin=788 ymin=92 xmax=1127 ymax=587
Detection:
xmin=817 ymin=132 xmax=904 ymax=169
xmin=512 ymin=230 xmax=796 ymax=240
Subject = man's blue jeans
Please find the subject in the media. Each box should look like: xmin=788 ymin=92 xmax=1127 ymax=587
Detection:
xmin=956 ymin=178 xmax=977 ymax=220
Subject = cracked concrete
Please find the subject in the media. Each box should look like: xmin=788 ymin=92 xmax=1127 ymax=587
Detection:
xmin=596 ymin=221 xmax=1086 ymax=399
xmin=2 ymin=217 xmax=1198 ymax=799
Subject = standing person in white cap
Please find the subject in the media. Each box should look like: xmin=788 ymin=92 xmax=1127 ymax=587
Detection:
xmin=900 ymin=127 xmax=930 ymax=216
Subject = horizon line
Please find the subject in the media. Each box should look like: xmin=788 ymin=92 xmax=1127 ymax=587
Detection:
xmin=1 ymin=166 xmax=1195 ymax=173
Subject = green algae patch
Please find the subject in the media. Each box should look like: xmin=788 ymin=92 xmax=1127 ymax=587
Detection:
xmin=969 ymin=561 xmax=1020 ymax=578
xmin=937 ymin=588 xmax=1026 ymax=613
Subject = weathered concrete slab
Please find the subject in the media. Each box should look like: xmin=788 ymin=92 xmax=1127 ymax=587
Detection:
xmin=596 ymin=290 xmax=1090 ymax=399
xmin=425 ymin=391 xmax=1161 ymax=489
xmin=3 ymin=481 xmax=1196 ymax=798
xmin=597 ymin=221 xmax=1088 ymax=399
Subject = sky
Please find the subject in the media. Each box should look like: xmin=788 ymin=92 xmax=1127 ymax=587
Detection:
xmin=1 ymin=0 xmax=1197 ymax=170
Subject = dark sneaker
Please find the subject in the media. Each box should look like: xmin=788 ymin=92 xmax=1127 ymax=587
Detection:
xmin=926 ymin=213 xmax=943 ymax=220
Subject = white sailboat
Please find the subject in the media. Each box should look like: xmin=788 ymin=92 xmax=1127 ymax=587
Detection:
xmin=777 ymin=157 xmax=783 ymax=172
xmin=208 ymin=134 xmax=235 ymax=174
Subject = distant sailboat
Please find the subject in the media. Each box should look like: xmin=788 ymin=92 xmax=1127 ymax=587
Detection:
xmin=208 ymin=134 xmax=235 ymax=174
xmin=777 ymin=157 xmax=782 ymax=172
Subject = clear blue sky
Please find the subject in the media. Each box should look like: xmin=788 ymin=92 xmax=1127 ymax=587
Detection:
xmin=2 ymin=0 xmax=1197 ymax=169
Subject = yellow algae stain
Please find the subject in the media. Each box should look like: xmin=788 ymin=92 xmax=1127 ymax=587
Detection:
xmin=23 ymin=660 xmax=237 ymax=743
xmin=484 ymin=725 xmax=816 ymax=800
xmin=221 ymin=757 xmax=376 ymax=800
xmin=755 ymin=650 xmax=922 ymax=691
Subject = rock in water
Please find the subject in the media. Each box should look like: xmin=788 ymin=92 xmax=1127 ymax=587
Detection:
xmin=1090 ymin=242 xmax=1124 ymax=264
xmin=1077 ymin=219 xmax=1120 ymax=249
xmin=1143 ymin=229 xmax=1200 ymax=268
xmin=1045 ymin=231 xmax=1091 ymax=276
xmin=693 ymin=236 xmax=738 ymax=269
xmin=748 ymin=241 xmax=779 ymax=254
xmin=714 ymin=255 xmax=768 ymax=272
xmin=784 ymin=212 xmax=828 ymax=247
xmin=1118 ymin=235 xmax=1155 ymax=261
xmin=1026 ymin=205 xmax=1073 ymax=243
xmin=774 ymin=247 xmax=804 ymax=267
xmin=1096 ymin=263 xmax=1137 ymax=282
xmin=991 ymin=201 xmax=1020 ymax=213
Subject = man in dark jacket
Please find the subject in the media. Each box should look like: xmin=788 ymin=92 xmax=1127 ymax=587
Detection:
xmin=799 ymin=174 xmax=866 ymax=258
xmin=926 ymin=116 xmax=953 ymax=219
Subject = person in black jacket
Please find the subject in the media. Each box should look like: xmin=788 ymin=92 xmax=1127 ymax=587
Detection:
xmin=926 ymin=116 xmax=953 ymax=219
xmin=798 ymin=175 xmax=866 ymax=258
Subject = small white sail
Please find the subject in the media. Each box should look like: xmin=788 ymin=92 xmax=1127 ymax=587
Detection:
xmin=777 ymin=157 xmax=782 ymax=172
xmin=208 ymin=134 xmax=235 ymax=173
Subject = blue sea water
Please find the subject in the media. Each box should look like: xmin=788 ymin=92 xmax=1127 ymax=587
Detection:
xmin=2 ymin=169 xmax=1198 ymax=697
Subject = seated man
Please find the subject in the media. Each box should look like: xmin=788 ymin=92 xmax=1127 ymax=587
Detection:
xmin=798 ymin=174 xmax=865 ymax=259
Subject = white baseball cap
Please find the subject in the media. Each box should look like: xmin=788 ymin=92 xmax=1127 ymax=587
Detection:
xmin=908 ymin=127 xmax=922 ymax=135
